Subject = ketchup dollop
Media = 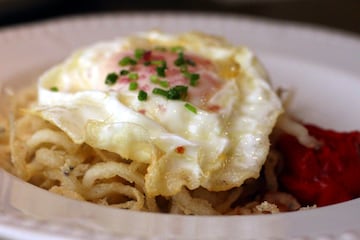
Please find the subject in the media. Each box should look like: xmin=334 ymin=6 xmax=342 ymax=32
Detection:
xmin=277 ymin=124 xmax=360 ymax=207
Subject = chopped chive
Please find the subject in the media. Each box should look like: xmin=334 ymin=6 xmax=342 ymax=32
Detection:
xmin=138 ymin=90 xmax=148 ymax=101
xmin=150 ymin=60 xmax=165 ymax=66
xmin=159 ymin=80 xmax=169 ymax=88
xmin=151 ymin=60 xmax=167 ymax=77
xmin=128 ymin=72 xmax=139 ymax=80
xmin=105 ymin=72 xmax=118 ymax=85
xmin=167 ymin=88 xmax=180 ymax=99
xmin=129 ymin=82 xmax=138 ymax=91
xmin=118 ymin=56 xmax=137 ymax=66
xmin=150 ymin=75 xmax=160 ymax=84
xmin=171 ymin=46 xmax=184 ymax=53
xmin=156 ymin=65 xmax=167 ymax=77
xmin=184 ymin=103 xmax=197 ymax=114
xmin=150 ymin=75 xmax=169 ymax=88
xmin=190 ymin=77 xmax=199 ymax=86
xmin=174 ymin=52 xmax=186 ymax=66
xmin=167 ymin=85 xmax=188 ymax=100
xmin=173 ymin=48 xmax=196 ymax=69
xmin=134 ymin=48 xmax=146 ymax=60
xmin=144 ymin=61 xmax=151 ymax=66
xmin=183 ymin=72 xmax=200 ymax=86
xmin=50 ymin=86 xmax=59 ymax=92
xmin=152 ymin=88 xmax=168 ymax=97
xmin=120 ymin=69 xmax=130 ymax=76
xmin=174 ymin=85 xmax=188 ymax=92
xmin=152 ymin=86 xmax=188 ymax=100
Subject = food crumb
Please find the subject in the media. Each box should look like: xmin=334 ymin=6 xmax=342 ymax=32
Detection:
xmin=299 ymin=205 xmax=317 ymax=210
xmin=255 ymin=201 xmax=280 ymax=214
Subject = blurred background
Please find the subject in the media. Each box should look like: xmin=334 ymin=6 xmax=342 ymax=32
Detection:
xmin=0 ymin=0 xmax=359 ymax=35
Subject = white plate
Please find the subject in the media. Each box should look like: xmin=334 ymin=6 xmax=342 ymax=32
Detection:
xmin=0 ymin=13 xmax=359 ymax=240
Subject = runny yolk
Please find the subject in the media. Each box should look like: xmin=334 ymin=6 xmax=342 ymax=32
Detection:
xmin=104 ymin=49 xmax=224 ymax=109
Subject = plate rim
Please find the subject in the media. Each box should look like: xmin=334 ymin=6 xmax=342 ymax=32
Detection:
xmin=0 ymin=12 xmax=359 ymax=240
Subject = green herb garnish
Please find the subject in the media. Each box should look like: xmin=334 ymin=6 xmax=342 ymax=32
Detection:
xmin=156 ymin=61 xmax=167 ymax=77
xmin=50 ymin=86 xmax=59 ymax=92
xmin=174 ymin=52 xmax=186 ymax=66
xmin=134 ymin=49 xmax=146 ymax=60
xmin=118 ymin=56 xmax=137 ymax=66
xmin=150 ymin=75 xmax=169 ymax=88
xmin=105 ymin=72 xmax=118 ymax=85
xmin=129 ymin=82 xmax=138 ymax=91
xmin=171 ymin=46 xmax=184 ymax=53
xmin=128 ymin=72 xmax=139 ymax=80
xmin=183 ymin=72 xmax=200 ymax=86
xmin=167 ymin=85 xmax=188 ymax=100
xmin=153 ymin=86 xmax=188 ymax=100
xmin=159 ymin=80 xmax=169 ymax=88
xmin=184 ymin=103 xmax=197 ymax=114
xmin=173 ymin=49 xmax=196 ymax=73
xmin=150 ymin=75 xmax=160 ymax=83
xmin=138 ymin=90 xmax=148 ymax=101
xmin=120 ymin=69 xmax=130 ymax=76
xmin=150 ymin=60 xmax=165 ymax=66
xmin=152 ymin=88 xmax=168 ymax=97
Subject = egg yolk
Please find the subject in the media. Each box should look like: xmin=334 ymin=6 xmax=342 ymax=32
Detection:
xmin=102 ymin=49 xmax=224 ymax=109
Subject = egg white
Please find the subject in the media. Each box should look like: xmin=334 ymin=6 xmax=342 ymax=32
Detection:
xmin=32 ymin=31 xmax=283 ymax=196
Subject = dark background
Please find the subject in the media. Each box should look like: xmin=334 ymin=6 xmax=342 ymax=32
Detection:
xmin=0 ymin=0 xmax=359 ymax=36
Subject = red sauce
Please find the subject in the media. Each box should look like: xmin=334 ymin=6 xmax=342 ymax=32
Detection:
xmin=277 ymin=124 xmax=360 ymax=207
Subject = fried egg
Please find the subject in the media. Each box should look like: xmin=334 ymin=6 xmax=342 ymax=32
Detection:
xmin=33 ymin=31 xmax=283 ymax=197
